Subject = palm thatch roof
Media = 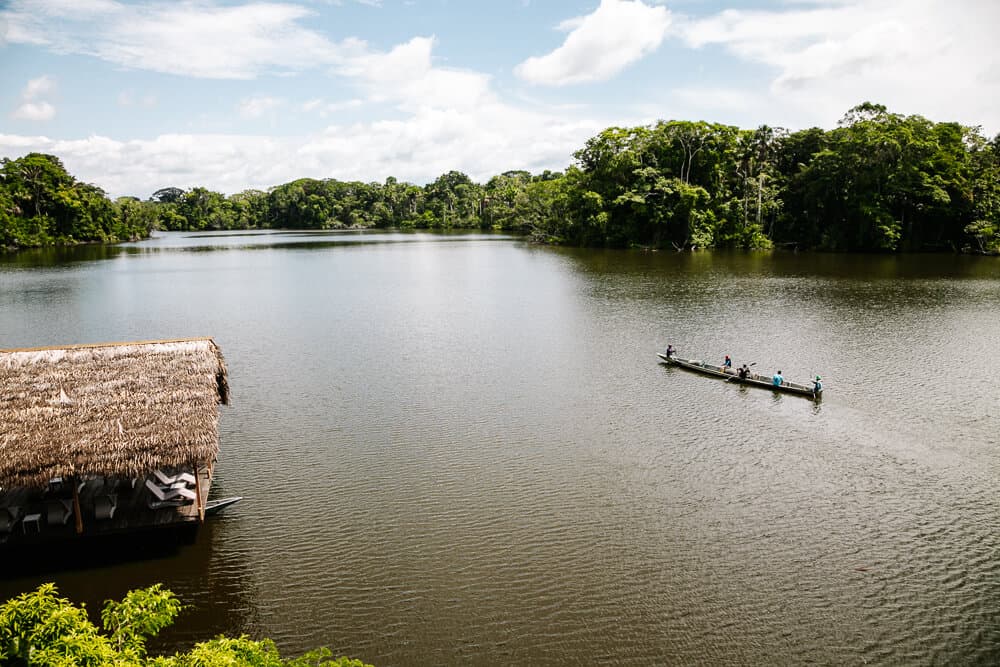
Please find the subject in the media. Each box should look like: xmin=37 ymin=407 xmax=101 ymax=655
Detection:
xmin=0 ymin=338 xmax=229 ymax=489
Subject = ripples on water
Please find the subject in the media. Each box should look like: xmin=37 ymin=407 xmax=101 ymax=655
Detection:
xmin=1 ymin=232 xmax=998 ymax=665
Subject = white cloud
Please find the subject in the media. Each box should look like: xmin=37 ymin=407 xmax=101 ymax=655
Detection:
xmin=238 ymin=96 xmax=284 ymax=119
xmin=0 ymin=5 xmax=613 ymax=196
xmin=290 ymin=35 xmax=601 ymax=183
xmin=515 ymin=0 xmax=671 ymax=85
xmin=341 ymin=35 xmax=434 ymax=86
xmin=299 ymin=104 xmax=598 ymax=185
xmin=12 ymin=102 xmax=56 ymax=121
xmin=0 ymin=0 xmax=359 ymax=79
xmin=0 ymin=96 xmax=603 ymax=198
xmin=674 ymin=0 xmax=1000 ymax=131
xmin=10 ymin=75 xmax=57 ymax=120
xmin=0 ymin=132 xmax=290 ymax=197
xmin=23 ymin=75 xmax=56 ymax=100
xmin=302 ymin=98 xmax=364 ymax=116
xmin=337 ymin=36 xmax=496 ymax=113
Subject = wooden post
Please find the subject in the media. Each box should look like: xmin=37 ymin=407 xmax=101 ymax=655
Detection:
xmin=72 ymin=477 xmax=83 ymax=534
xmin=193 ymin=461 xmax=204 ymax=522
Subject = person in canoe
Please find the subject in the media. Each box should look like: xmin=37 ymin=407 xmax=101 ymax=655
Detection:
xmin=813 ymin=375 xmax=822 ymax=393
xmin=738 ymin=364 xmax=749 ymax=380
xmin=723 ymin=355 xmax=732 ymax=369
xmin=665 ymin=344 xmax=675 ymax=358
xmin=772 ymin=370 xmax=784 ymax=386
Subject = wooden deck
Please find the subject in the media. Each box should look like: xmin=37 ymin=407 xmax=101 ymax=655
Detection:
xmin=0 ymin=465 xmax=212 ymax=549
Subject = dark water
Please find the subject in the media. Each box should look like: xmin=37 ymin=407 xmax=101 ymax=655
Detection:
xmin=1 ymin=231 xmax=998 ymax=665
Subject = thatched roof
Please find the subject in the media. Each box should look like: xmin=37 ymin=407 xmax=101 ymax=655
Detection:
xmin=0 ymin=338 xmax=229 ymax=489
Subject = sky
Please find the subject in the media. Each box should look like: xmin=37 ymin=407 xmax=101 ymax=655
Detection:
xmin=1 ymin=0 xmax=998 ymax=199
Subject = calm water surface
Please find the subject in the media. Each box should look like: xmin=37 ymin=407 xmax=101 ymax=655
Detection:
xmin=1 ymin=231 xmax=998 ymax=665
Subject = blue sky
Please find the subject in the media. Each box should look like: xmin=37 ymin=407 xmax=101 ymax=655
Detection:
xmin=1 ymin=0 xmax=998 ymax=198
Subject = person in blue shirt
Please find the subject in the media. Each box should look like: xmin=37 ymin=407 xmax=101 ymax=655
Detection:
xmin=723 ymin=355 xmax=732 ymax=369
xmin=813 ymin=375 xmax=822 ymax=393
xmin=772 ymin=370 xmax=784 ymax=386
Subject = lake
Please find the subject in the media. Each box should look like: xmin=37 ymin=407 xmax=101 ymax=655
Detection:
xmin=1 ymin=231 xmax=998 ymax=665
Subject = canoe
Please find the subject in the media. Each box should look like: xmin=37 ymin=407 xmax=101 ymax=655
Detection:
xmin=204 ymin=496 xmax=242 ymax=515
xmin=657 ymin=353 xmax=822 ymax=398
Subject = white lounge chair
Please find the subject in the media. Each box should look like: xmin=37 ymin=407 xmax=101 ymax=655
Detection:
xmin=152 ymin=469 xmax=197 ymax=487
xmin=47 ymin=498 xmax=73 ymax=525
xmin=144 ymin=479 xmax=196 ymax=509
xmin=94 ymin=494 xmax=117 ymax=520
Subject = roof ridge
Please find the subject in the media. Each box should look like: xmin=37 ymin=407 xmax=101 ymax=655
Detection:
xmin=0 ymin=337 xmax=216 ymax=353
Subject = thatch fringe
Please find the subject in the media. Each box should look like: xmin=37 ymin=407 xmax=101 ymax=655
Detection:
xmin=0 ymin=338 xmax=229 ymax=488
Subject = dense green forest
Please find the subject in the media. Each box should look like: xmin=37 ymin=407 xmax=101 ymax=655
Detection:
xmin=2 ymin=103 xmax=999 ymax=253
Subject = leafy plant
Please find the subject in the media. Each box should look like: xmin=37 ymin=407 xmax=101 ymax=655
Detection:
xmin=0 ymin=584 xmax=373 ymax=667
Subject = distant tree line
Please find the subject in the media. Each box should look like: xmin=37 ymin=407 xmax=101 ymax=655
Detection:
xmin=3 ymin=103 xmax=999 ymax=253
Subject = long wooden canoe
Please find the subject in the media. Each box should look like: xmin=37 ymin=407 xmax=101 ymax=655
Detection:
xmin=657 ymin=353 xmax=822 ymax=398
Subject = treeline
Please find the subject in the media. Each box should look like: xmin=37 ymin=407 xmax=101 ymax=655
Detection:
xmin=141 ymin=168 xmax=564 ymax=233
xmin=2 ymin=103 xmax=999 ymax=252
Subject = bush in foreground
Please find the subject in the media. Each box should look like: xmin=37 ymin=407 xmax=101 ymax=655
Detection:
xmin=0 ymin=583 xmax=372 ymax=667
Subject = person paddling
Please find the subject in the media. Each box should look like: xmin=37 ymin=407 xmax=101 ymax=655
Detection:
xmin=772 ymin=370 xmax=784 ymax=386
xmin=665 ymin=344 xmax=675 ymax=359
xmin=813 ymin=375 xmax=822 ymax=393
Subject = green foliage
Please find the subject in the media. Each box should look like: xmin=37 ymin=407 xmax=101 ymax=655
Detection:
xmin=148 ymin=639 xmax=371 ymax=667
xmin=101 ymin=584 xmax=182 ymax=660
xmin=535 ymin=103 xmax=999 ymax=252
xmin=773 ymin=104 xmax=982 ymax=251
xmin=115 ymin=197 xmax=160 ymax=241
xmin=422 ymin=171 xmax=483 ymax=228
xmin=0 ymin=583 xmax=122 ymax=666
xmin=0 ymin=584 xmax=373 ymax=667
xmin=152 ymin=636 xmax=284 ymax=667
xmin=0 ymin=153 xmax=149 ymax=248
xmin=285 ymin=648 xmax=373 ymax=667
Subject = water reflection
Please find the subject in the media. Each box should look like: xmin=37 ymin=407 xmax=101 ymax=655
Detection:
xmin=1 ymin=230 xmax=519 ymax=268
xmin=556 ymin=245 xmax=1000 ymax=281
xmin=0 ymin=243 xmax=127 ymax=267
